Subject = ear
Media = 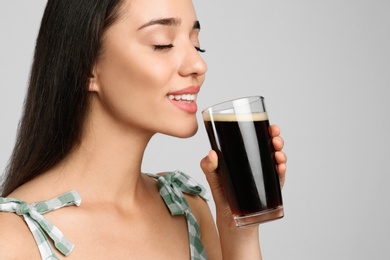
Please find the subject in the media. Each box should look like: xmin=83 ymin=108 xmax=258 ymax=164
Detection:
xmin=88 ymin=66 xmax=100 ymax=92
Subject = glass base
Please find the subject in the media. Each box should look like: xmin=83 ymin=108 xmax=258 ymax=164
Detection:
xmin=234 ymin=206 xmax=284 ymax=228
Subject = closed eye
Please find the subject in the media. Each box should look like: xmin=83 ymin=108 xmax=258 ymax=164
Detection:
xmin=153 ymin=44 xmax=205 ymax=53
xmin=153 ymin=44 xmax=174 ymax=51
xmin=195 ymin=46 xmax=206 ymax=53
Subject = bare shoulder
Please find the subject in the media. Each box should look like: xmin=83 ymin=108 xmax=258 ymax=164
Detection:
xmin=0 ymin=212 xmax=40 ymax=258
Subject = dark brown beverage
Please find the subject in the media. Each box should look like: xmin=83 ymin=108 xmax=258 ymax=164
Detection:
xmin=203 ymin=113 xmax=283 ymax=218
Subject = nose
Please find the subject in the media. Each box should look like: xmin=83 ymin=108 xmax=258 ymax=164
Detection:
xmin=178 ymin=45 xmax=208 ymax=78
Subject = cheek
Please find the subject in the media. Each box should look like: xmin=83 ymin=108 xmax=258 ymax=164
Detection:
xmin=94 ymin=50 xmax=177 ymax=126
xmin=98 ymin=49 xmax=175 ymax=97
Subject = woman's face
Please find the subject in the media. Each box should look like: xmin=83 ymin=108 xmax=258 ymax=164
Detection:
xmin=92 ymin=0 xmax=207 ymax=138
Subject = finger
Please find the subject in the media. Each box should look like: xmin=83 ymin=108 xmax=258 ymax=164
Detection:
xmin=269 ymin=124 xmax=280 ymax=137
xmin=276 ymin=163 xmax=286 ymax=188
xmin=200 ymin=151 xmax=229 ymax=208
xmin=275 ymin=151 xmax=287 ymax=164
xmin=275 ymin=151 xmax=287 ymax=189
xmin=200 ymin=150 xmax=218 ymax=177
xmin=200 ymin=150 xmax=220 ymax=191
xmin=272 ymin=136 xmax=285 ymax=151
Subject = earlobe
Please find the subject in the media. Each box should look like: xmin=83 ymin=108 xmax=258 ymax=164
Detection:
xmin=88 ymin=67 xmax=99 ymax=92
xmin=88 ymin=77 xmax=98 ymax=92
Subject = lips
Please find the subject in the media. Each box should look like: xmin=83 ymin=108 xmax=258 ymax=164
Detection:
xmin=167 ymin=86 xmax=200 ymax=113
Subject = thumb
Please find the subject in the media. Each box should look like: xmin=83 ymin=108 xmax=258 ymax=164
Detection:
xmin=200 ymin=150 xmax=218 ymax=176
xmin=200 ymin=150 xmax=228 ymax=209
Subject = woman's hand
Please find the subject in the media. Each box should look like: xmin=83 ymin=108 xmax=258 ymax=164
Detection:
xmin=200 ymin=124 xmax=286 ymax=259
xmin=200 ymin=149 xmax=230 ymax=218
xmin=270 ymin=124 xmax=287 ymax=188
xmin=200 ymin=124 xmax=286 ymax=260
xmin=200 ymin=124 xmax=287 ymax=215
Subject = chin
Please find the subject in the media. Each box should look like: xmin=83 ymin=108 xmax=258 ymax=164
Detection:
xmin=179 ymin=126 xmax=198 ymax=138
xmin=164 ymin=123 xmax=199 ymax=139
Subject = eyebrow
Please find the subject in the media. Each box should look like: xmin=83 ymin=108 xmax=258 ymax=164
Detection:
xmin=138 ymin=18 xmax=201 ymax=30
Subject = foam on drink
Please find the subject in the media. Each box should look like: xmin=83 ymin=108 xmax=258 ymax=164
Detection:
xmin=202 ymin=112 xmax=269 ymax=122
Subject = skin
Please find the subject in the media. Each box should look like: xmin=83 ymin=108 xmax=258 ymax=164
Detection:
xmin=0 ymin=0 xmax=287 ymax=259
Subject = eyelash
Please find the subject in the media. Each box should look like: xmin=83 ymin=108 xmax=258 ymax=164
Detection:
xmin=153 ymin=44 xmax=173 ymax=51
xmin=195 ymin=46 xmax=206 ymax=53
xmin=153 ymin=44 xmax=206 ymax=53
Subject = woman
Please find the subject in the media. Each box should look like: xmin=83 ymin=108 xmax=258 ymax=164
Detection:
xmin=0 ymin=0 xmax=287 ymax=259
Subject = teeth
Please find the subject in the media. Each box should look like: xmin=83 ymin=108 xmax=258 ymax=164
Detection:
xmin=168 ymin=94 xmax=197 ymax=101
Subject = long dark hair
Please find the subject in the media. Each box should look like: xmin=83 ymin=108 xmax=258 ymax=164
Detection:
xmin=1 ymin=0 xmax=123 ymax=196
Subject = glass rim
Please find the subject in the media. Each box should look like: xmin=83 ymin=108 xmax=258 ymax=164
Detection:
xmin=202 ymin=95 xmax=264 ymax=114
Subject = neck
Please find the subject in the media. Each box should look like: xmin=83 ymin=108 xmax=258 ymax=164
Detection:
xmin=48 ymin=100 xmax=156 ymax=204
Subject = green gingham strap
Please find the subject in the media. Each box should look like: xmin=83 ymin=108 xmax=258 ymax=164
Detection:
xmin=146 ymin=171 xmax=208 ymax=260
xmin=0 ymin=190 xmax=81 ymax=259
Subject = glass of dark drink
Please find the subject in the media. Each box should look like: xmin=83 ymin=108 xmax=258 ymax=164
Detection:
xmin=202 ymin=96 xmax=283 ymax=227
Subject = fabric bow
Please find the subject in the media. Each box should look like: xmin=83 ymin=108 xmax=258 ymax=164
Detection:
xmin=0 ymin=190 xmax=81 ymax=258
xmin=156 ymin=171 xmax=207 ymax=216
xmin=153 ymin=171 xmax=208 ymax=260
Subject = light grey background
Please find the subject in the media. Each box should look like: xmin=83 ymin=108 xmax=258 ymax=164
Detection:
xmin=1 ymin=1 xmax=389 ymax=259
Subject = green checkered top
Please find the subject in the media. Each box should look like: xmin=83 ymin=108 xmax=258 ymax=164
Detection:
xmin=146 ymin=170 xmax=208 ymax=260
xmin=0 ymin=171 xmax=208 ymax=260
xmin=0 ymin=190 xmax=81 ymax=259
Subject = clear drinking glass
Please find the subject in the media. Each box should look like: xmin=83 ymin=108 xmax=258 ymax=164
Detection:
xmin=202 ymin=96 xmax=284 ymax=227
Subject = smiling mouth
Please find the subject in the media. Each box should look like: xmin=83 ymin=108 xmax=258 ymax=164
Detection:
xmin=167 ymin=94 xmax=197 ymax=103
